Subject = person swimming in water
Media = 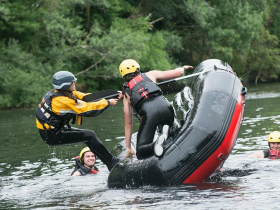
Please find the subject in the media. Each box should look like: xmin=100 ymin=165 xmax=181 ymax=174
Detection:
xmin=250 ymin=131 xmax=280 ymax=159
xmin=71 ymin=147 xmax=101 ymax=176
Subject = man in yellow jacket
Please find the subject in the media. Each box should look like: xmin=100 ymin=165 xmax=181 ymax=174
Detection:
xmin=36 ymin=71 xmax=121 ymax=171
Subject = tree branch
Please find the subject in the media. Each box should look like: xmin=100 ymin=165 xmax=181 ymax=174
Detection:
xmin=74 ymin=54 xmax=108 ymax=76
xmin=149 ymin=17 xmax=164 ymax=25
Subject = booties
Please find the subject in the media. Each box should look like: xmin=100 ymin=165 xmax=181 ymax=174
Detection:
xmin=154 ymin=125 xmax=169 ymax=158
xmin=107 ymin=156 xmax=120 ymax=171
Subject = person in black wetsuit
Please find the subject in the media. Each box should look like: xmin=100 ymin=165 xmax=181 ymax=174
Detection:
xmin=119 ymin=59 xmax=193 ymax=160
xmin=71 ymin=147 xmax=101 ymax=176
xmin=36 ymin=71 xmax=121 ymax=171
xmin=250 ymin=131 xmax=280 ymax=159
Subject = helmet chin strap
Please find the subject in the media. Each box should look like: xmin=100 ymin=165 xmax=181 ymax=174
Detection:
xmin=84 ymin=163 xmax=95 ymax=169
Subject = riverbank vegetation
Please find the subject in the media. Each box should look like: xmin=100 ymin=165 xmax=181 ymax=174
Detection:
xmin=0 ymin=0 xmax=280 ymax=109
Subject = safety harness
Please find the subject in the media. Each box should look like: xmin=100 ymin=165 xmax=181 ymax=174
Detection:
xmin=263 ymin=149 xmax=280 ymax=159
xmin=123 ymin=73 xmax=162 ymax=111
xmin=268 ymin=150 xmax=280 ymax=159
xmin=35 ymin=90 xmax=76 ymax=133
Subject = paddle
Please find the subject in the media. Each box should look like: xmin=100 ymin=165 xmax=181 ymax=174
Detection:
xmin=83 ymin=89 xmax=120 ymax=102
xmin=83 ymin=70 xmax=212 ymax=102
xmin=156 ymin=70 xmax=212 ymax=86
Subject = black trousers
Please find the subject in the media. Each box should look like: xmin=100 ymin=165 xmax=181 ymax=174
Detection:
xmin=39 ymin=127 xmax=114 ymax=168
xmin=136 ymin=96 xmax=174 ymax=159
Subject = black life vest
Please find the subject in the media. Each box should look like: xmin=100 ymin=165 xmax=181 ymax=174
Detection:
xmin=71 ymin=158 xmax=99 ymax=176
xmin=123 ymin=73 xmax=162 ymax=110
xmin=35 ymin=90 xmax=75 ymax=130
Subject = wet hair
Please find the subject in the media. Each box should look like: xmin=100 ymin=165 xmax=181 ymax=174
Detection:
xmin=57 ymin=89 xmax=77 ymax=103
xmin=123 ymin=70 xmax=141 ymax=82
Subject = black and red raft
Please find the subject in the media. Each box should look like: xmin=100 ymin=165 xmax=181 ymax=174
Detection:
xmin=108 ymin=59 xmax=246 ymax=188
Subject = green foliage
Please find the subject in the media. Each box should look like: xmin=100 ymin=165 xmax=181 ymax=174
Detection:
xmin=1 ymin=0 xmax=280 ymax=109
xmin=0 ymin=40 xmax=52 ymax=109
xmin=246 ymin=27 xmax=280 ymax=83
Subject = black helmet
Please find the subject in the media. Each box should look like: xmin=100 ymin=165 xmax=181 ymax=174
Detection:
xmin=52 ymin=71 xmax=77 ymax=90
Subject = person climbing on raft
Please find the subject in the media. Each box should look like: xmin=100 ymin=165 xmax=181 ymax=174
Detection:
xmin=119 ymin=59 xmax=193 ymax=160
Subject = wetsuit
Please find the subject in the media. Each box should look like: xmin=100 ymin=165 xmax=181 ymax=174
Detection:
xmin=124 ymin=73 xmax=174 ymax=159
xmin=36 ymin=90 xmax=117 ymax=171
xmin=71 ymin=158 xmax=99 ymax=176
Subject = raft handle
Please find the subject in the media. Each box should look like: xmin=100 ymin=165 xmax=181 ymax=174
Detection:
xmin=218 ymin=153 xmax=225 ymax=161
xmin=241 ymin=87 xmax=247 ymax=97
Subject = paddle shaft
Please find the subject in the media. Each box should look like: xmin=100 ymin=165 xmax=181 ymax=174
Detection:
xmin=86 ymin=70 xmax=211 ymax=102
xmin=156 ymin=70 xmax=211 ymax=86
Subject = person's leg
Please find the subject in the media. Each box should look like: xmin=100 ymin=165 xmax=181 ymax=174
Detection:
xmin=136 ymin=108 xmax=160 ymax=159
xmin=136 ymin=104 xmax=174 ymax=159
xmin=82 ymin=129 xmax=119 ymax=171
xmin=39 ymin=128 xmax=119 ymax=171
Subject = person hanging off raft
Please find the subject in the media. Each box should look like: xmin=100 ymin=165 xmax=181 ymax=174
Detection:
xmin=119 ymin=59 xmax=193 ymax=160
xmin=250 ymin=131 xmax=280 ymax=159
xmin=35 ymin=71 xmax=121 ymax=171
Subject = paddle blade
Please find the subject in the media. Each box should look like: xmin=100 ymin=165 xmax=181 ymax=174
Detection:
xmin=83 ymin=90 xmax=119 ymax=102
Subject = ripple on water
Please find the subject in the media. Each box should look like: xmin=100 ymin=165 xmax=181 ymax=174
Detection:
xmin=246 ymin=92 xmax=280 ymax=100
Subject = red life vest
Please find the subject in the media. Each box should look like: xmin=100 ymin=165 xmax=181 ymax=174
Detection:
xmin=91 ymin=169 xmax=98 ymax=174
xmin=268 ymin=150 xmax=280 ymax=159
xmin=123 ymin=73 xmax=162 ymax=110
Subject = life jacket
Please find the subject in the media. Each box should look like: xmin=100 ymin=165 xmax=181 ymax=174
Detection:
xmin=123 ymin=73 xmax=162 ymax=110
xmin=35 ymin=90 xmax=76 ymax=130
xmin=268 ymin=150 xmax=280 ymax=159
xmin=71 ymin=157 xmax=99 ymax=176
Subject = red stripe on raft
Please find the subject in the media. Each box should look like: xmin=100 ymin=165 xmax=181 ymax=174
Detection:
xmin=182 ymin=93 xmax=245 ymax=184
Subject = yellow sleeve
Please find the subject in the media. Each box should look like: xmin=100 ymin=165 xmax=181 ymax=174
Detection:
xmin=52 ymin=96 xmax=109 ymax=117
xmin=73 ymin=91 xmax=90 ymax=100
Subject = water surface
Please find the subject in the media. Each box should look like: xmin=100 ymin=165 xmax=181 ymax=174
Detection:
xmin=1 ymin=83 xmax=280 ymax=209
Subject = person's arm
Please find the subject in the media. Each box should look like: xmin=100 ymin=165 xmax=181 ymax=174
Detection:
xmin=146 ymin=65 xmax=193 ymax=83
xmin=250 ymin=151 xmax=265 ymax=158
xmin=73 ymin=91 xmax=91 ymax=100
xmin=53 ymin=96 xmax=118 ymax=117
xmin=71 ymin=171 xmax=82 ymax=176
xmin=123 ymin=94 xmax=136 ymax=158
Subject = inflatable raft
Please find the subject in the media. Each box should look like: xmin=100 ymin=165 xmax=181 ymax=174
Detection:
xmin=108 ymin=59 xmax=246 ymax=188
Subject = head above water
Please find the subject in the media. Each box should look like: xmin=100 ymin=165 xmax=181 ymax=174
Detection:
xmin=119 ymin=59 xmax=140 ymax=77
xmin=268 ymin=131 xmax=280 ymax=149
xmin=52 ymin=71 xmax=77 ymax=90
xmin=79 ymin=147 xmax=96 ymax=165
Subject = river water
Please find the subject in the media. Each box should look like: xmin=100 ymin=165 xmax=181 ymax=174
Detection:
xmin=1 ymin=83 xmax=280 ymax=210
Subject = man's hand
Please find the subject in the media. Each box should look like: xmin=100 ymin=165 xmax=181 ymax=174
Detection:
xmin=109 ymin=98 xmax=118 ymax=106
xmin=117 ymin=91 xmax=123 ymax=99
xmin=124 ymin=148 xmax=136 ymax=159
xmin=183 ymin=65 xmax=193 ymax=71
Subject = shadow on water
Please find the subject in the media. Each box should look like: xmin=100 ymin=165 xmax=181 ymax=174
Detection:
xmin=1 ymin=83 xmax=280 ymax=209
xmin=209 ymin=168 xmax=257 ymax=182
